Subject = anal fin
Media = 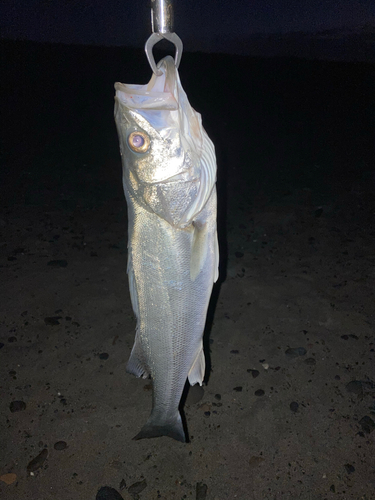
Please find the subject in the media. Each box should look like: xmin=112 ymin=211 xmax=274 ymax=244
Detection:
xmin=213 ymin=229 xmax=219 ymax=283
xmin=187 ymin=347 xmax=205 ymax=386
xmin=126 ymin=335 xmax=150 ymax=379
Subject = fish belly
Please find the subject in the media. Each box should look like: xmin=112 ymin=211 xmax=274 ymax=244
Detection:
xmin=126 ymin=188 xmax=217 ymax=442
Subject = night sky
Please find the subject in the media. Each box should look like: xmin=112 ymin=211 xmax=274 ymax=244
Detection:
xmin=1 ymin=0 xmax=373 ymax=49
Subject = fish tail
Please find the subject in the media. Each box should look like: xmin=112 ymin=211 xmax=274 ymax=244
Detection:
xmin=133 ymin=412 xmax=186 ymax=443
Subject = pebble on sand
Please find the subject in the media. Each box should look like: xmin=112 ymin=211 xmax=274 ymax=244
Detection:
xmin=304 ymin=357 xmax=316 ymax=365
xmin=345 ymin=380 xmax=363 ymax=395
xmin=96 ymin=486 xmax=124 ymax=500
xmin=186 ymin=384 xmax=205 ymax=405
xmin=0 ymin=473 xmax=17 ymax=485
xmin=128 ymin=480 xmax=147 ymax=495
xmin=199 ymin=403 xmax=211 ymax=412
xmin=54 ymin=441 xmax=67 ymax=450
xmin=290 ymin=401 xmax=299 ymax=412
xmin=27 ymin=449 xmax=48 ymax=473
xmin=255 ymin=389 xmax=265 ymax=396
xmin=359 ymin=416 xmax=375 ymax=434
xmin=344 ymin=464 xmax=355 ymax=474
xmin=9 ymin=401 xmax=26 ymax=413
xmin=44 ymin=317 xmax=62 ymax=326
xmin=285 ymin=347 xmax=307 ymax=358
xmin=196 ymin=482 xmax=208 ymax=500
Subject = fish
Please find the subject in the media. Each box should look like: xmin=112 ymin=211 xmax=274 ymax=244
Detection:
xmin=114 ymin=55 xmax=219 ymax=442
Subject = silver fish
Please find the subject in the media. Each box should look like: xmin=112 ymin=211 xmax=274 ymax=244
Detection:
xmin=114 ymin=56 xmax=218 ymax=442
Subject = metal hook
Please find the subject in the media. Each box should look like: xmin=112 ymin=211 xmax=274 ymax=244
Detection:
xmin=145 ymin=32 xmax=183 ymax=76
xmin=145 ymin=0 xmax=183 ymax=76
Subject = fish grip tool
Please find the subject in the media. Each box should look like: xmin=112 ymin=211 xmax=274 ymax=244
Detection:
xmin=145 ymin=0 xmax=183 ymax=76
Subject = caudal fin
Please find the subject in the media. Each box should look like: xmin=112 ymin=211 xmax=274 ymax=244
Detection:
xmin=133 ymin=412 xmax=186 ymax=443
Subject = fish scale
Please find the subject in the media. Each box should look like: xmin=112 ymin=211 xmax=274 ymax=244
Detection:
xmin=114 ymin=56 xmax=218 ymax=442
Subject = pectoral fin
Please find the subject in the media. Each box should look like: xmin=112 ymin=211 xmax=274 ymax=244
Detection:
xmin=190 ymin=222 xmax=207 ymax=281
xmin=190 ymin=223 xmax=219 ymax=283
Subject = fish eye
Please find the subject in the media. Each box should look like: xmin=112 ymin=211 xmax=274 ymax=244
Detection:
xmin=128 ymin=131 xmax=150 ymax=153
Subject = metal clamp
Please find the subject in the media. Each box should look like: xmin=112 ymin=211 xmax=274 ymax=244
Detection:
xmin=145 ymin=0 xmax=183 ymax=76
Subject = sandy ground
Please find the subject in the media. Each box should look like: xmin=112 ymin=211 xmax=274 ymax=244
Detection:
xmin=1 ymin=41 xmax=374 ymax=499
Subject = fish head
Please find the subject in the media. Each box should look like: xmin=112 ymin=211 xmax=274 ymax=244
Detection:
xmin=114 ymin=56 xmax=216 ymax=227
xmin=115 ymin=56 xmax=203 ymax=186
xmin=115 ymin=105 xmax=194 ymax=186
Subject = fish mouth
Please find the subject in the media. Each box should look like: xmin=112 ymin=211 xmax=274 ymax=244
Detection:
xmin=114 ymin=56 xmax=179 ymax=113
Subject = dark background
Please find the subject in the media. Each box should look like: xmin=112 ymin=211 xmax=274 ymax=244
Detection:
xmin=1 ymin=1 xmax=374 ymax=210
xmin=1 ymin=38 xmax=374 ymax=214
xmin=1 ymin=0 xmax=374 ymax=53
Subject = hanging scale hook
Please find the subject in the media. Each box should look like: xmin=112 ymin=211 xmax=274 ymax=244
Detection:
xmin=145 ymin=0 xmax=183 ymax=76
